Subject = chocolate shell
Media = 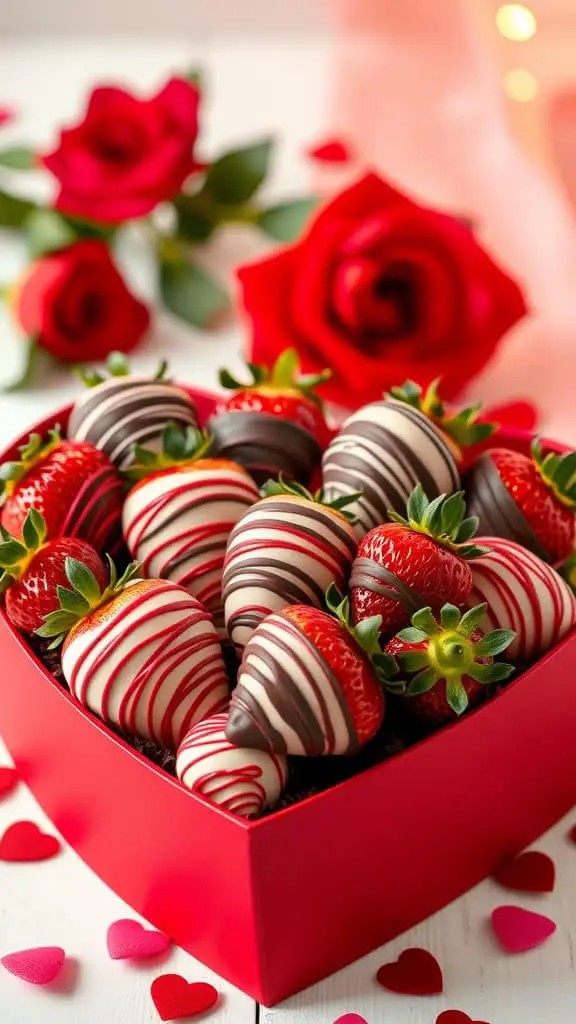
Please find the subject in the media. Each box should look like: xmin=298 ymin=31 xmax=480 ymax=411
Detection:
xmin=322 ymin=398 xmax=459 ymax=537
xmin=207 ymin=410 xmax=322 ymax=485
xmin=464 ymin=451 xmax=549 ymax=562
xmin=68 ymin=376 xmax=199 ymax=470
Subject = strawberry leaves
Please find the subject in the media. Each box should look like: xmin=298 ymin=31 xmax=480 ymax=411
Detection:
xmin=218 ymin=348 xmax=331 ymax=406
xmin=389 ymin=484 xmax=490 ymax=559
xmin=389 ymin=378 xmax=498 ymax=448
xmin=260 ymin=475 xmax=362 ymax=523
xmin=0 ymin=508 xmax=48 ymax=594
xmin=36 ymin=557 xmax=141 ymax=648
xmin=325 ymin=583 xmax=399 ymax=683
xmin=0 ymin=428 xmax=61 ymax=500
xmin=78 ymin=351 xmax=169 ymax=389
xmin=126 ymin=425 xmax=212 ymax=483
xmin=532 ymin=437 xmax=576 ymax=507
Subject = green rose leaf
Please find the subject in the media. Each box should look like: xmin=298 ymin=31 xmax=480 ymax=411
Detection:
xmin=175 ymin=203 xmax=215 ymax=244
xmin=0 ymin=190 xmax=36 ymax=229
xmin=257 ymin=197 xmax=319 ymax=242
xmin=159 ymin=255 xmax=230 ymax=330
xmin=205 ymin=138 xmax=274 ymax=206
xmin=25 ymin=208 xmax=77 ymax=259
xmin=0 ymin=147 xmax=36 ymax=170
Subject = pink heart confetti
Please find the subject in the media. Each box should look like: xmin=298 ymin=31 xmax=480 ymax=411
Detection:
xmin=0 ymin=106 xmax=15 ymax=127
xmin=107 ymin=919 xmax=171 ymax=960
xmin=333 ymin=1015 xmax=369 ymax=1024
xmin=1 ymin=946 xmax=65 ymax=985
xmin=491 ymin=905 xmax=556 ymax=952
xmin=306 ymin=137 xmax=354 ymax=164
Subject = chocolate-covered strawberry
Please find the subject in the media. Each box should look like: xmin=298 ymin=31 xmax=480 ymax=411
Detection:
xmin=351 ymin=485 xmax=489 ymax=635
xmin=37 ymin=562 xmax=229 ymax=749
xmin=122 ymin=424 xmax=259 ymax=635
xmin=465 ymin=439 xmax=576 ymax=566
xmin=0 ymin=508 xmax=106 ymax=634
xmin=68 ymin=352 xmax=199 ymax=470
xmin=0 ymin=427 xmax=124 ymax=556
xmin=384 ymin=602 xmax=515 ymax=728
xmin=223 ymin=477 xmax=359 ymax=648
xmin=226 ymin=585 xmax=392 ymax=755
xmin=322 ymin=379 xmax=496 ymax=538
xmin=208 ymin=348 xmax=331 ymax=485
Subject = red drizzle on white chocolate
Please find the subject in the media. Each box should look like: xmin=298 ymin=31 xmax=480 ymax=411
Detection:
xmin=466 ymin=536 xmax=576 ymax=660
xmin=62 ymin=579 xmax=229 ymax=748
xmin=62 ymin=464 xmax=125 ymax=557
xmin=176 ymin=713 xmax=287 ymax=818
xmin=122 ymin=466 xmax=259 ymax=635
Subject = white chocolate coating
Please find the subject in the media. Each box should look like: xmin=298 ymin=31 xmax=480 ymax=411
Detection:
xmin=467 ymin=537 xmax=576 ymax=660
xmin=322 ymin=399 xmax=460 ymax=537
xmin=223 ymin=496 xmax=357 ymax=648
xmin=62 ymin=579 xmax=229 ymax=749
xmin=176 ymin=712 xmax=288 ymax=818
xmin=122 ymin=464 xmax=259 ymax=636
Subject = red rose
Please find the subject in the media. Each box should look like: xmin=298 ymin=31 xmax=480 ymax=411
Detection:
xmin=11 ymin=239 xmax=150 ymax=362
xmin=238 ymin=173 xmax=527 ymax=409
xmin=42 ymin=78 xmax=202 ymax=223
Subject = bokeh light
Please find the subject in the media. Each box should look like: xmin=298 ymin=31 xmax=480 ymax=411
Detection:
xmin=496 ymin=4 xmax=537 ymax=42
xmin=504 ymin=68 xmax=538 ymax=102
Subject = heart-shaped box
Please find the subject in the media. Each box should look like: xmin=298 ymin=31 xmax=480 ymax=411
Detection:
xmin=0 ymin=390 xmax=575 ymax=1006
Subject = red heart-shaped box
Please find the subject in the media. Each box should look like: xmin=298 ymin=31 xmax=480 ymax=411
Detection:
xmin=0 ymin=390 xmax=575 ymax=1006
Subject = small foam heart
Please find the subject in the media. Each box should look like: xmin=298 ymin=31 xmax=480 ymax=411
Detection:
xmin=492 ymin=850 xmax=555 ymax=893
xmin=376 ymin=947 xmax=443 ymax=995
xmin=306 ymin=137 xmax=354 ymax=164
xmin=1 ymin=947 xmax=65 ymax=985
xmin=151 ymin=975 xmax=218 ymax=1020
xmin=333 ymin=1015 xmax=369 ymax=1024
xmin=491 ymin=905 xmax=556 ymax=952
xmin=436 ymin=1013 xmax=491 ymax=1024
xmin=107 ymin=919 xmax=170 ymax=960
xmin=0 ymin=767 xmax=18 ymax=799
xmin=0 ymin=821 xmax=61 ymax=862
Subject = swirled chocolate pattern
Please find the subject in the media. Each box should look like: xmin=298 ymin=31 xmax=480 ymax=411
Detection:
xmin=68 ymin=376 xmax=199 ymax=470
xmin=207 ymin=410 xmax=322 ymax=485
xmin=466 ymin=536 xmax=576 ymax=660
xmin=223 ymin=496 xmax=357 ymax=648
xmin=322 ymin=399 xmax=459 ymax=537
xmin=122 ymin=464 xmax=259 ymax=636
xmin=176 ymin=713 xmax=288 ymax=818
xmin=62 ymin=579 xmax=229 ymax=749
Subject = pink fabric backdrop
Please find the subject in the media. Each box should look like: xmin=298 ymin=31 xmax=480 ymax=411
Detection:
xmin=322 ymin=0 xmax=576 ymax=443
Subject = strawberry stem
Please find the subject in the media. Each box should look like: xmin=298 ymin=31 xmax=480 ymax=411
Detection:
xmin=218 ymin=348 xmax=331 ymax=407
xmin=125 ymin=424 xmax=213 ymax=483
xmin=388 ymin=378 xmax=498 ymax=449
xmin=0 ymin=508 xmax=47 ymax=594
xmin=531 ymin=437 xmax=576 ymax=509
xmin=36 ymin=557 xmax=141 ymax=649
xmin=325 ymin=583 xmax=399 ymax=684
xmin=261 ymin=475 xmax=361 ymax=524
xmin=0 ymin=428 xmax=61 ymax=501
xmin=388 ymin=484 xmax=490 ymax=559
xmin=76 ymin=351 xmax=169 ymax=389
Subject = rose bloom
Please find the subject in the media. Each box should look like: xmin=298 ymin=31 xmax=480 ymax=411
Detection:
xmin=11 ymin=239 xmax=150 ymax=362
xmin=238 ymin=173 xmax=527 ymax=410
xmin=42 ymin=78 xmax=202 ymax=223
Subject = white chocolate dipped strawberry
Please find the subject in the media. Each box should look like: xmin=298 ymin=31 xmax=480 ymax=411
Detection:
xmin=122 ymin=425 xmax=260 ymax=636
xmin=176 ymin=712 xmax=288 ymax=819
xmin=322 ymin=379 xmax=496 ymax=538
xmin=37 ymin=560 xmax=230 ymax=749
xmin=223 ymin=477 xmax=359 ymax=649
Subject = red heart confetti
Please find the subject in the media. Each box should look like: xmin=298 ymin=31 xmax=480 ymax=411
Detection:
xmin=151 ymin=975 xmax=218 ymax=1021
xmin=376 ymin=947 xmax=443 ymax=996
xmin=491 ymin=905 xmax=556 ymax=952
xmin=1 ymin=946 xmax=66 ymax=985
xmin=0 ymin=821 xmax=61 ymax=862
xmin=492 ymin=850 xmax=555 ymax=894
xmin=306 ymin=137 xmax=354 ymax=164
xmin=107 ymin=919 xmax=171 ymax=960
xmin=437 ymin=1013 xmax=491 ymax=1024
xmin=0 ymin=767 xmax=18 ymax=799
xmin=567 ymin=823 xmax=576 ymax=844
xmin=333 ymin=1016 xmax=369 ymax=1024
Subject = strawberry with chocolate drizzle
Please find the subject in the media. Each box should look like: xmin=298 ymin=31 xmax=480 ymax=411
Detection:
xmin=465 ymin=438 xmax=576 ymax=566
xmin=384 ymin=602 xmax=515 ymax=728
xmin=350 ymin=484 xmax=489 ymax=635
xmin=0 ymin=426 xmax=124 ymax=557
xmin=208 ymin=348 xmax=331 ymax=484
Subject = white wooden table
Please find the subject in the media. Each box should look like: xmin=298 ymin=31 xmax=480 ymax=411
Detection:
xmin=0 ymin=34 xmax=576 ymax=1024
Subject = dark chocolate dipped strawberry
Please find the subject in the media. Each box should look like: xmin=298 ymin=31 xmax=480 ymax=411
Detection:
xmin=68 ymin=351 xmax=199 ymax=470
xmin=465 ymin=439 xmax=576 ymax=566
xmin=384 ymin=602 xmax=515 ymax=728
xmin=208 ymin=348 xmax=331 ymax=485
xmin=226 ymin=584 xmax=394 ymax=755
xmin=0 ymin=508 xmax=107 ymax=634
xmin=0 ymin=427 xmax=125 ymax=557
xmin=350 ymin=484 xmax=489 ymax=635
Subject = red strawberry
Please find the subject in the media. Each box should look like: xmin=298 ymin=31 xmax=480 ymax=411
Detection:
xmin=226 ymin=586 xmax=390 ymax=755
xmin=0 ymin=427 xmax=123 ymax=550
xmin=389 ymin=379 xmax=498 ymax=468
xmin=217 ymin=348 xmax=331 ymax=445
xmin=0 ymin=509 xmax=106 ymax=634
xmin=350 ymin=485 xmax=488 ymax=635
xmin=465 ymin=440 xmax=576 ymax=566
xmin=384 ymin=602 xmax=515 ymax=728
